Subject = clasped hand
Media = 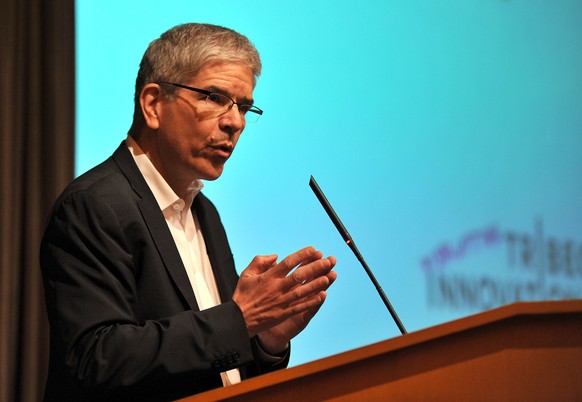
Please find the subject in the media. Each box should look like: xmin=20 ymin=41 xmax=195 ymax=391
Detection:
xmin=232 ymin=246 xmax=337 ymax=354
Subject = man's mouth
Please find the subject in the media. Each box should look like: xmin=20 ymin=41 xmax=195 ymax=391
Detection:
xmin=209 ymin=142 xmax=234 ymax=158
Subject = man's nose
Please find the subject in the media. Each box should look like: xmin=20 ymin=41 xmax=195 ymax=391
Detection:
xmin=219 ymin=105 xmax=245 ymax=133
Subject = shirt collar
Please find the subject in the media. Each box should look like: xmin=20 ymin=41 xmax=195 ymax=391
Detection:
xmin=126 ymin=135 xmax=203 ymax=212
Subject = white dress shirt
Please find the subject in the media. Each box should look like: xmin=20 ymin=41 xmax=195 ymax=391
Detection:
xmin=126 ymin=135 xmax=241 ymax=386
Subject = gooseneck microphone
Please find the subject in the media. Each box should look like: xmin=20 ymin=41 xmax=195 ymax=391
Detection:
xmin=309 ymin=176 xmax=407 ymax=335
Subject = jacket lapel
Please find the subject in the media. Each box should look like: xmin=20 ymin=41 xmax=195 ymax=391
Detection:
xmin=111 ymin=142 xmax=199 ymax=311
xmin=193 ymin=193 xmax=238 ymax=302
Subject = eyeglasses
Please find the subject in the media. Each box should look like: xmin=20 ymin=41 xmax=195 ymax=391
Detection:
xmin=160 ymin=82 xmax=263 ymax=123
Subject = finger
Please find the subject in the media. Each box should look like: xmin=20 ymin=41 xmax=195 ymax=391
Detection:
xmin=271 ymin=246 xmax=321 ymax=277
xmin=326 ymin=255 xmax=337 ymax=268
xmin=302 ymin=291 xmax=327 ymax=317
xmin=286 ymin=272 xmax=333 ymax=308
xmin=286 ymin=290 xmax=328 ymax=316
xmin=285 ymin=267 xmax=337 ymax=311
xmin=299 ymin=269 xmax=336 ymax=290
xmin=241 ymin=254 xmax=278 ymax=276
xmin=295 ymin=256 xmax=337 ymax=285
xmin=285 ymin=293 xmax=326 ymax=330
xmin=296 ymin=252 xmax=323 ymax=269
xmin=326 ymin=270 xmax=338 ymax=287
xmin=290 ymin=252 xmax=327 ymax=285
xmin=285 ymin=257 xmax=334 ymax=289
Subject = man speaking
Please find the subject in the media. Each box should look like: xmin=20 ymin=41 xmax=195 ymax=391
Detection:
xmin=40 ymin=23 xmax=336 ymax=401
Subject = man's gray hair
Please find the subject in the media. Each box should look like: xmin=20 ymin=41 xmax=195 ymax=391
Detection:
xmin=130 ymin=23 xmax=261 ymax=134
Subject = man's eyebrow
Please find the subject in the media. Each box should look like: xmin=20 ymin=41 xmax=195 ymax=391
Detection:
xmin=205 ymin=85 xmax=254 ymax=105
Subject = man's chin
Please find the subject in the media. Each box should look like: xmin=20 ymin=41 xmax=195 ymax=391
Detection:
xmin=190 ymin=157 xmax=228 ymax=181
xmin=199 ymin=166 xmax=224 ymax=181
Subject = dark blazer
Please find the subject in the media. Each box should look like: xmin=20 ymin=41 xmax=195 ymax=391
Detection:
xmin=40 ymin=142 xmax=288 ymax=401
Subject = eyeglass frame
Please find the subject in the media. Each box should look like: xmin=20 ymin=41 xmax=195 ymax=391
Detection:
xmin=159 ymin=81 xmax=263 ymax=122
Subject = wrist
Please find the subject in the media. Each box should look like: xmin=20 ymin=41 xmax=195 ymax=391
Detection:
xmin=256 ymin=332 xmax=289 ymax=356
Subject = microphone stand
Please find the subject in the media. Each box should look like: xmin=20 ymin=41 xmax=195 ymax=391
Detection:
xmin=309 ymin=176 xmax=407 ymax=335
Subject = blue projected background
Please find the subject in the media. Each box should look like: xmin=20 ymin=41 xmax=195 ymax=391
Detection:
xmin=77 ymin=1 xmax=582 ymax=367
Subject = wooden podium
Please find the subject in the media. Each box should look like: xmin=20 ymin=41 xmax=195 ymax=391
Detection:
xmin=179 ymin=300 xmax=582 ymax=401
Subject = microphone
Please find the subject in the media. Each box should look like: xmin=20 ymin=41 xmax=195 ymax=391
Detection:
xmin=309 ymin=176 xmax=407 ymax=335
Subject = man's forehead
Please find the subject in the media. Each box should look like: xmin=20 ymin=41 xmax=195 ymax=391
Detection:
xmin=192 ymin=59 xmax=252 ymax=75
xmin=188 ymin=60 xmax=256 ymax=92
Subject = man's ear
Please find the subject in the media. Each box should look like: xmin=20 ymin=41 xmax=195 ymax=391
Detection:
xmin=140 ymin=83 xmax=164 ymax=130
